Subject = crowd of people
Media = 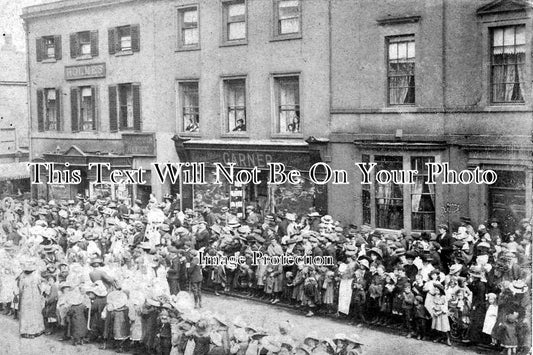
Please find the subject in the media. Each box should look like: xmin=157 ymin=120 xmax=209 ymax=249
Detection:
xmin=0 ymin=194 xmax=530 ymax=355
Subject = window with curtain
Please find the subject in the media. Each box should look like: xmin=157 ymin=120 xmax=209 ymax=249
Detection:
xmin=375 ymin=156 xmax=403 ymax=229
xmin=80 ymin=86 xmax=94 ymax=131
xmin=225 ymin=1 xmax=246 ymax=41
xmin=225 ymin=78 xmax=246 ymax=132
xmin=275 ymin=76 xmax=300 ymax=133
xmin=118 ymin=26 xmax=132 ymax=51
xmin=78 ymin=31 xmax=91 ymax=56
xmin=491 ymin=25 xmax=525 ymax=103
xmin=43 ymin=37 xmax=56 ymax=59
xmin=387 ymin=35 xmax=415 ymax=105
xmin=277 ymin=0 xmax=300 ymax=35
xmin=118 ymin=83 xmax=133 ymax=129
xmin=411 ymin=157 xmax=435 ymax=231
xmin=44 ymin=88 xmax=58 ymax=130
xmin=180 ymin=81 xmax=199 ymax=132
xmin=179 ymin=6 xmax=199 ymax=47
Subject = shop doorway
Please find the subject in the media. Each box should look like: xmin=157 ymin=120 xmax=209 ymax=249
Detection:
xmin=488 ymin=170 xmax=526 ymax=236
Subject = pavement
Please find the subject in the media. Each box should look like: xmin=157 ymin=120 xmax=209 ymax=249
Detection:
xmin=0 ymin=293 xmax=495 ymax=355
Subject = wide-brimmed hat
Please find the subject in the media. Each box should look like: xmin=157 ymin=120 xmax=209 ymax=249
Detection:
xmin=295 ymin=344 xmax=312 ymax=355
xmin=469 ymin=266 xmax=484 ymax=278
xmin=307 ymin=212 xmax=320 ymax=218
xmin=285 ymin=213 xmax=296 ymax=222
xmin=320 ymin=215 xmax=333 ymax=224
xmin=304 ymin=332 xmax=320 ymax=343
xmin=344 ymin=334 xmax=363 ymax=345
xmin=262 ymin=336 xmax=282 ymax=353
xmin=359 ymin=259 xmax=369 ymax=269
xmin=86 ymin=282 xmax=107 ymax=297
xmin=89 ymin=257 xmax=104 ymax=267
xmin=449 ymin=264 xmax=462 ymax=275
xmin=509 ymin=280 xmax=528 ymax=294
xmin=368 ymin=247 xmax=383 ymax=259
xmin=22 ymin=263 xmax=36 ymax=272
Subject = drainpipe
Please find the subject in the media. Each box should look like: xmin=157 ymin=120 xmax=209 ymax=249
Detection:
xmin=23 ymin=19 xmax=34 ymax=197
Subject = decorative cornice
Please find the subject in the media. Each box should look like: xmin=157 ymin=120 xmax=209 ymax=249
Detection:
xmin=21 ymin=0 xmax=148 ymax=20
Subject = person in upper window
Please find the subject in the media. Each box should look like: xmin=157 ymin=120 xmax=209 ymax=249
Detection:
xmin=185 ymin=117 xmax=199 ymax=132
xmin=232 ymin=119 xmax=246 ymax=132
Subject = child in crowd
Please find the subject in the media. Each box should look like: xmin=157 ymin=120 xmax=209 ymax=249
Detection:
xmin=482 ymin=293 xmax=498 ymax=346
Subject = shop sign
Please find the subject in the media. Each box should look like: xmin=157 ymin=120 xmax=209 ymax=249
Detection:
xmin=123 ymin=133 xmax=156 ymax=156
xmin=65 ymin=63 xmax=106 ymax=80
xmin=189 ymin=149 xmax=310 ymax=171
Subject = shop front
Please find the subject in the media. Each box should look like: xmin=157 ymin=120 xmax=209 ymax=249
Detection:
xmin=39 ymin=145 xmax=133 ymax=201
xmin=172 ymin=137 xmax=328 ymax=217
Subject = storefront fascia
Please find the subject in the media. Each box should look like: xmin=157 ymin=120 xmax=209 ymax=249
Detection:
xmin=40 ymin=145 xmax=133 ymax=201
xmin=172 ymin=136 xmax=329 ymax=217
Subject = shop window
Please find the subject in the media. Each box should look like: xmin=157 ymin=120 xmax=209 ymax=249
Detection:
xmin=224 ymin=78 xmax=247 ymax=132
xmin=36 ymin=88 xmax=61 ymax=132
xmin=70 ymin=86 xmax=97 ymax=132
xmin=70 ymin=30 xmax=98 ymax=59
xmin=179 ymin=81 xmax=200 ymax=133
xmin=108 ymin=83 xmax=142 ymax=132
xmin=375 ymin=156 xmax=403 ymax=229
xmin=108 ymin=24 xmax=140 ymax=54
xmin=490 ymin=25 xmax=525 ymax=103
xmin=411 ymin=157 xmax=435 ymax=231
xmin=178 ymin=6 xmax=199 ymax=49
xmin=387 ymin=35 xmax=415 ymax=105
xmin=223 ymin=0 xmax=246 ymax=43
xmin=274 ymin=0 xmax=301 ymax=37
xmin=274 ymin=75 xmax=300 ymax=133
xmin=36 ymin=35 xmax=61 ymax=62
xmin=361 ymin=154 xmax=371 ymax=225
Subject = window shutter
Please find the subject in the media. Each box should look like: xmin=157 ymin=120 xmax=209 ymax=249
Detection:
xmin=108 ymin=85 xmax=118 ymax=132
xmin=56 ymin=88 xmax=62 ymax=131
xmin=108 ymin=28 xmax=116 ymax=54
xmin=132 ymin=83 xmax=141 ymax=131
xmin=90 ymin=30 xmax=99 ymax=57
xmin=70 ymin=33 xmax=78 ymax=58
xmin=70 ymin=87 xmax=79 ymax=132
xmin=37 ymin=89 xmax=44 ymax=131
xmin=131 ymin=24 xmax=140 ymax=52
xmin=54 ymin=35 xmax=62 ymax=60
xmin=36 ymin=37 xmax=43 ymax=62
xmin=91 ymin=85 xmax=98 ymax=130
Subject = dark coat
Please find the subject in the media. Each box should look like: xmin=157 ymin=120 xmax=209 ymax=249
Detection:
xmin=67 ymin=304 xmax=88 ymax=340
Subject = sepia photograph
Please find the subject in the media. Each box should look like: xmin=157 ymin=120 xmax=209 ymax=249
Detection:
xmin=0 ymin=0 xmax=531 ymax=354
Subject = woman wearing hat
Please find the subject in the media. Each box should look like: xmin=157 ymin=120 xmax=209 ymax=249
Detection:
xmin=429 ymin=283 xmax=451 ymax=346
xmin=18 ymin=261 xmax=45 ymax=338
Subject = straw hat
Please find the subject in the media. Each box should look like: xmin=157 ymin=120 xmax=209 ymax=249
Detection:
xmin=344 ymin=334 xmax=363 ymax=345
xmin=509 ymin=280 xmax=528 ymax=294
xmin=320 ymin=215 xmax=333 ymax=224
xmin=304 ymin=331 xmax=320 ymax=343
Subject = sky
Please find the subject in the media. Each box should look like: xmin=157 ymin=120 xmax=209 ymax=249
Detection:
xmin=0 ymin=0 xmax=53 ymax=51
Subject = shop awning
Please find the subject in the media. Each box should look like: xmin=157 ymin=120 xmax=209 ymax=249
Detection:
xmin=0 ymin=162 xmax=31 ymax=181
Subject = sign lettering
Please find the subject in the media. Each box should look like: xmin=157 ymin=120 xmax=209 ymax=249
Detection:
xmin=65 ymin=63 xmax=106 ymax=81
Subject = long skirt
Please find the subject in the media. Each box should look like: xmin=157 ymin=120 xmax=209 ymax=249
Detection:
xmin=338 ymin=279 xmax=353 ymax=315
xmin=432 ymin=314 xmax=450 ymax=332
xmin=19 ymin=274 xmax=45 ymax=336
